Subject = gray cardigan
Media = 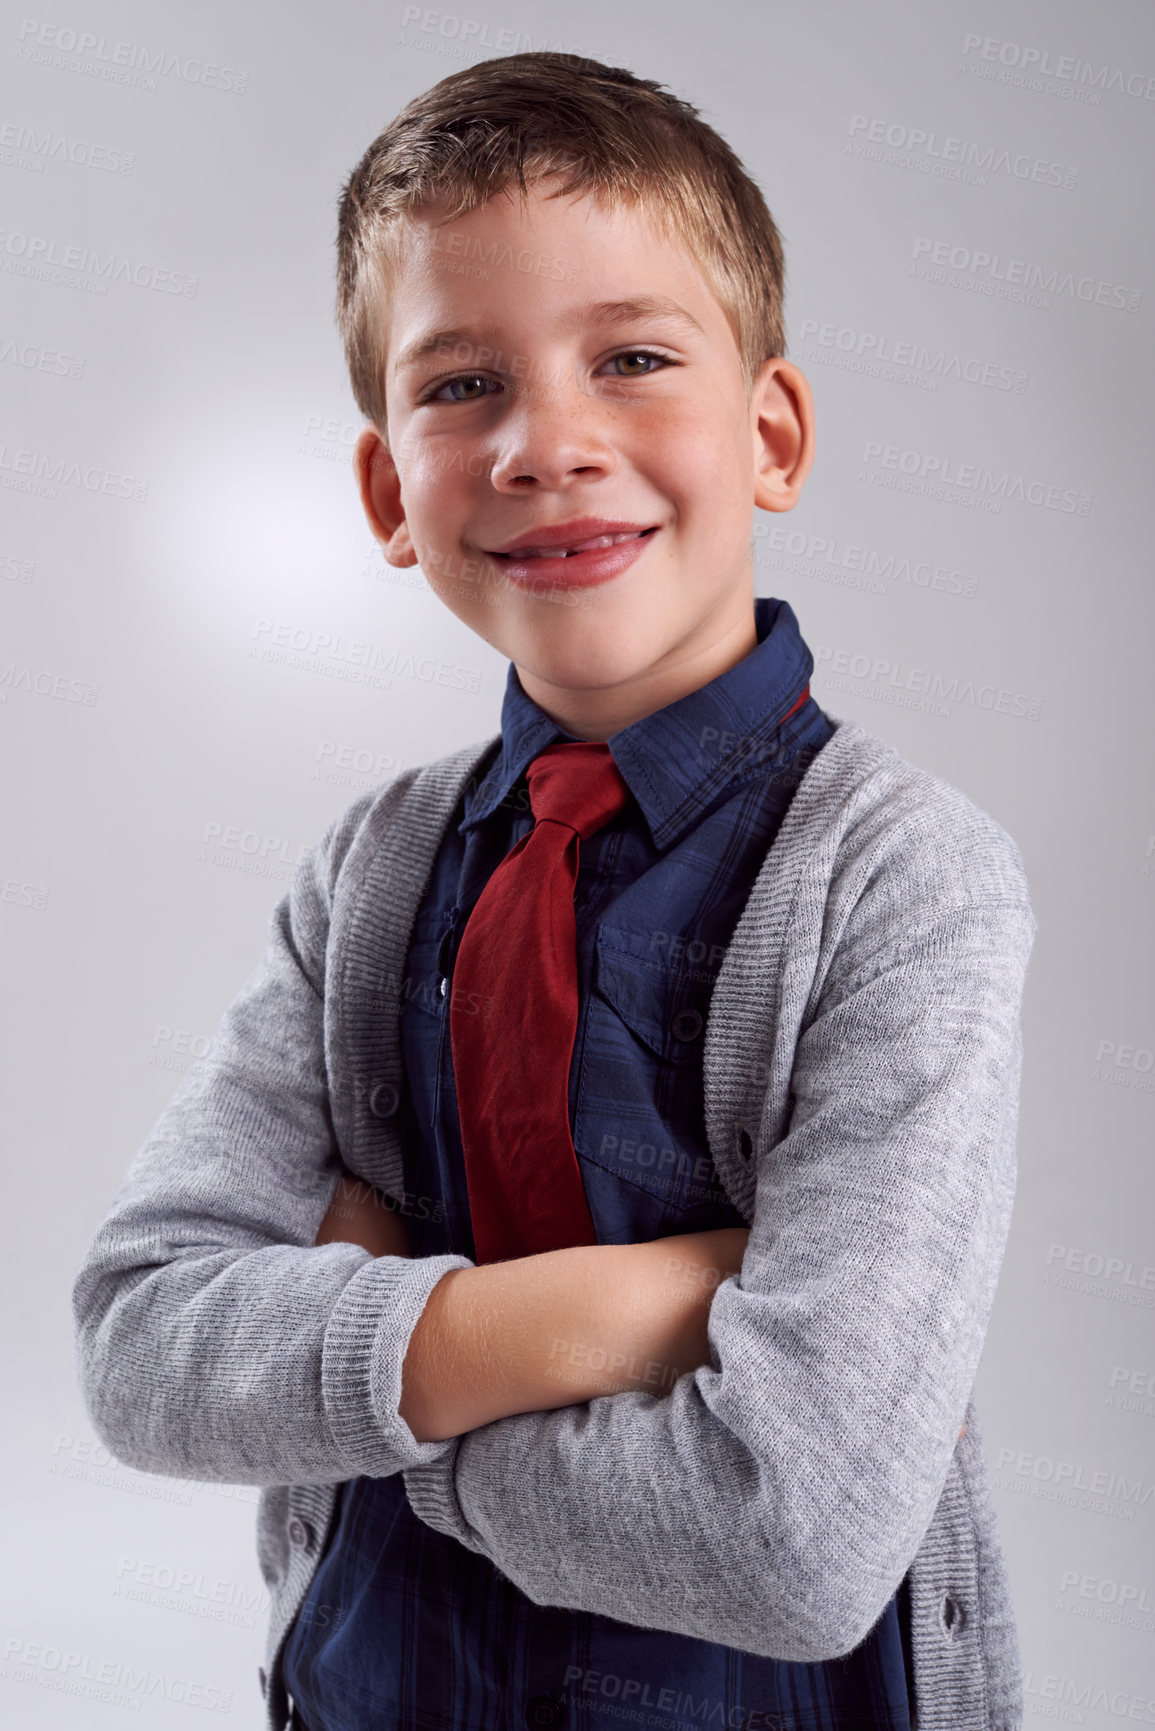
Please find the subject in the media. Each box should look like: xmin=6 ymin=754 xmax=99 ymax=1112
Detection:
xmin=71 ymin=717 xmax=1035 ymax=1731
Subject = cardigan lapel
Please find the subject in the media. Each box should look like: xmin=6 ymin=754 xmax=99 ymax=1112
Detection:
xmin=701 ymin=719 xmax=899 ymax=1219
xmin=328 ymin=733 xmax=500 ymax=1197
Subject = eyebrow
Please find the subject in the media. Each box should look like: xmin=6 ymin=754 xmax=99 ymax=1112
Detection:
xmin=393 ymin=296 xmax=706 ymax=375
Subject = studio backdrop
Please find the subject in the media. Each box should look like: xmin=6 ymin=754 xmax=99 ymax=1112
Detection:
xmin=2 ymin=0 xmax=1153 ymax=1723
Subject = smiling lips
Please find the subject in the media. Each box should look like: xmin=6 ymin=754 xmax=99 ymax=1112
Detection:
xmin=498 ymin=530 xmax=647 ymax=560
xmin=482 ymin=519 xmax=660 ymax=588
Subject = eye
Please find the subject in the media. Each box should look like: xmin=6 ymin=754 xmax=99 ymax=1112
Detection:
xmin=605 ymin=349 xmax=672 ymax=377
xmin=425 ymin=373 xmax=500 ymax=404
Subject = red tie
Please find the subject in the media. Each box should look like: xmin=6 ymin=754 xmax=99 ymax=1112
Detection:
xmin=449 ymin=741 xmax=634 ymax=1265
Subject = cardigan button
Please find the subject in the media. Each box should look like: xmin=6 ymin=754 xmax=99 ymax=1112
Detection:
xmin=737 ymin=1127 xmax=753 ymax=1161
xmin=939 ymin=1592 xmax=966 ymax=1639
xmin=369 ymin=1081 xmax=400 ymax=1119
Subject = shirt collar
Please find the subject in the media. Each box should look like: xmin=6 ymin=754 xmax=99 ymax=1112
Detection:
xmin=459 ymin=594 xmax=815 ymax=852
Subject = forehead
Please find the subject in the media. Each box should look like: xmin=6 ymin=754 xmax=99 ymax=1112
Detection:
xmin=386 ymin=182 xmax=732 ymax=359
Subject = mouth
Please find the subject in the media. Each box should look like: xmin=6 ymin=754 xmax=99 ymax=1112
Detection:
xmin=489 ymin=527 xmax=658 ymax=562
xmin=484 ymin=524 xmax=660 ymax=590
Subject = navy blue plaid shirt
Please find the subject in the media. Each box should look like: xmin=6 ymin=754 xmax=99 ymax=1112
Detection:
xmin=283 ymin=595 xmax=914 ymax=1731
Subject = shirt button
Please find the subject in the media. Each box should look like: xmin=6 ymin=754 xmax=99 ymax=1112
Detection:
xmin=671 ymin=1006 xmax=703 ymax=1042
xmin=369 ymin=1081 xmax=400 ymax=1119
xmin=287 ymin=1517 xmax=314 ymax=1550
xmin=525 ymin=1695 xmax=566 ymax=1728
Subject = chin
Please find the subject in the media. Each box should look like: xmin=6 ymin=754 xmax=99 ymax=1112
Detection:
xmin=530 ymin=643 xmax=650 ymax=693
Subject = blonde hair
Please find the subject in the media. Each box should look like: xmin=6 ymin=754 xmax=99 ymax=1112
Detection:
xmin=336 ymin=51 xmax=787 ymax=436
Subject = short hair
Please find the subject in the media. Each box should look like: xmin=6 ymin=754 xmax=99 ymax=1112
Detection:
xmin=336 ymin=51 xmax=787 ymax=437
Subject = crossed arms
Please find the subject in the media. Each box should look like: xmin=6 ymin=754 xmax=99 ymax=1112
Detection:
xmin=316 ymin=1178 xmax=964 ymax=1447
xmin=71 ymin=773 xmax=1029 ymax=1663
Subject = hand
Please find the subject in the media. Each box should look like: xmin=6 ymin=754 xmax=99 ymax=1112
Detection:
xmin=314 ymin=1173 xmax=413 ymax=1258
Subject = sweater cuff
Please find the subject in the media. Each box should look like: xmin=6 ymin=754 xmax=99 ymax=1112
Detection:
xmin=321 ymin=1250 xmax=476 ymax=1477
xmin=402 ymin=1444 xmax=481 ymax=1549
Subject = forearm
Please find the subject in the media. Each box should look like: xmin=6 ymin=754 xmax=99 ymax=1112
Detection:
xmin=316 ymin=1174 xmax=750 ymax=1443
xmin=316 ymin=1187 xmax=966 ymax=1453
xmin=399 ymin=1230 xmax=749 ymax=1443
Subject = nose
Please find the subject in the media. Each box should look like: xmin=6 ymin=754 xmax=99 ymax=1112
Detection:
xmin=489 ymin=371 xmax=618 ymax=492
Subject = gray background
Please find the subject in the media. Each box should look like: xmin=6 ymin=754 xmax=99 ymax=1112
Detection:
xmin=3 ymin=0 xmax=1153 ymax=1722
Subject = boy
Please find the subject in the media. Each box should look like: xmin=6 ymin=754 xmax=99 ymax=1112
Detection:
xmin=72 ymin=52 xmax=1034 ymax=1731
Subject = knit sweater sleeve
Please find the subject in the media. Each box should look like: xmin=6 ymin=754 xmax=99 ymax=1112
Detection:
xmin=402 ymin=773 xmax=1035 ymax=1664
xmin=70 ymin=788 xmax=474 ymax=1487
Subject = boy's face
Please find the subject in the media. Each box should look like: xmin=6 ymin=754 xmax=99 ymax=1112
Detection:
xmin=355 ymin=178 xmax=814 ymax=739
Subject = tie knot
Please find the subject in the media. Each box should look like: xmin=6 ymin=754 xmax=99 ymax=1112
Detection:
xmin=526 ymin=741 xmax=632 ymax=841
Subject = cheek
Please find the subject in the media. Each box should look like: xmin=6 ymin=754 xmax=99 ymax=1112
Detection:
xmin=650 ymin=385 xmax=740 ymax=452
xmin=399 ymin=438 xmax=479 ymax=502
xmin=650 ymin=412 xmax=744 ymax=513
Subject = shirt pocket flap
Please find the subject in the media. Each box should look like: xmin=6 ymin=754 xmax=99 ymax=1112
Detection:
xmin=592 ymin=929 xmax=715 ymax=1065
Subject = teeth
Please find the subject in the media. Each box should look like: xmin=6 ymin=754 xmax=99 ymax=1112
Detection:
xmin=511 ymin=531 xmax=644 ymax=559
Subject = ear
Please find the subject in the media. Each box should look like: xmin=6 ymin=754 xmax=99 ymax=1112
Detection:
xmin=750 ymin=358 xmax=815 ymax=513
xmin=354 ymin=426 xmax=419 ymax=567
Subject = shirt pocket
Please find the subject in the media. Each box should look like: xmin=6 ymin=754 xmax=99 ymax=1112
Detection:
xmin=574 ymin=926 xmax=737 ymax=1223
